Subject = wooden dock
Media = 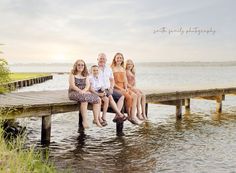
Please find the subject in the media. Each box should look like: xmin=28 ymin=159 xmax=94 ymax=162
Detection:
xmin=2 ymin=75 xmax=53 ymax=91
xmin=1 ymin=87 xmax=236 ymax=145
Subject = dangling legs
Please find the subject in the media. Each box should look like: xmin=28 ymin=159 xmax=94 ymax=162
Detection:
xmin=92 ymin=98 xmax=103 ymax=127
xmin=129 ymin=93 xmax=142 ymax=125
xmin=141 ymin=94 xmax=147 ymax=119
xmin=117 ymin=95 xmax=125 ymax=112
xmin=101 ymin=96 xmax=109 ymax=122
xmin=80 ymin=102 xmax=89 ymax=128
xmin=108 ymin=95 xmax=124 ymax=117
xmin=136 ymin=93 xmax=143 ymax=120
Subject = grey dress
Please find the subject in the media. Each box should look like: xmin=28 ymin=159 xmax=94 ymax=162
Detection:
xmin=68 ymin=77 xmax=100 ymax=104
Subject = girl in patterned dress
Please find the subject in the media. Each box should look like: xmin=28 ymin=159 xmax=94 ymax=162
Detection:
xmin=68 ymin=59 xmax=102 ymax=128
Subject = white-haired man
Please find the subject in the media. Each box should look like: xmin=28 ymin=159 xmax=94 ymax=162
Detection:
xmin=97 ymin=53 xmax=126 ymax=123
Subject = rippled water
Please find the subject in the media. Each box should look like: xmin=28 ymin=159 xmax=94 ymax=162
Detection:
xmin=12 ymin=65 xmax=236 ymax=172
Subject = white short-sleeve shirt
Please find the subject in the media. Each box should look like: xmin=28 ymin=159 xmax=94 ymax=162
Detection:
xmin=98 ymin=65 xmax=113 ymax=89
xmin=89 ymin=75 xmax=103 ymax=91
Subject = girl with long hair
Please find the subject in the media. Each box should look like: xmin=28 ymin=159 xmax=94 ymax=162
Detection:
xmin=111 ymin=53 xmax=142 ymax=125
xmin=68 ymin=59 xmax=102 ymax=128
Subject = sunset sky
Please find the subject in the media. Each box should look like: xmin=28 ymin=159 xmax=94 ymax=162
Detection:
xmin=0 ymin=0 xmax=235 ymax=64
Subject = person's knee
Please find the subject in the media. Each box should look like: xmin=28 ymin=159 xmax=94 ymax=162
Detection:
xmin=119 ymin=95 xmax=125 ymax=101
xmin=137 ymin=93 xmax=141 ymax=98
xmin=132 ymin=94 xmax=137 ymax=100
xmin=80 ymin=101 xmax=88 ymax=106
xmin=80 ymin=102 xmax=88 ymax=109
xmin=108 ymin=95 xmax=115 ymax=102
xmin=103 ymin=97 xmax=109 ymax=103
xmin=97 ymin=97 xmax=101 ymax=104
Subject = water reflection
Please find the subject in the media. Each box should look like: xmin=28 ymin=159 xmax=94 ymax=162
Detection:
xmin=19 ymin=102 xmax=236 ymax=173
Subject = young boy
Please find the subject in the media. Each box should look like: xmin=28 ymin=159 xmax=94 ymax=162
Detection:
xmin=89 ymin=65 xmax=109 ymax=126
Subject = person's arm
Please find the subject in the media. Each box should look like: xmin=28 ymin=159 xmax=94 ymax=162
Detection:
xmin=108 ymin=68 xmax=115 ymax=93
xmin=82 ymin=77 xmax=90 ymax=92
xmin=133 ymin=74 xmax=137 ymax=87
xmin=124 ymin=71 xmax=128 ymax=91
xmin=126 ymin=72 xmax=133 ymax=89
xmin=127 ymin=82 xmax=133 ymax=89
xmin=69 ymin=73 xmax=83 ymax=92
xmin=109 ymin=77 xmax=115 ymax=90
xmin=109 ymin=68 xmax=114 ymax=89
xmin=114 ymin=83 xmax=124 ymax=91
xmin=89 ymin=79 xmax=104 ymax=97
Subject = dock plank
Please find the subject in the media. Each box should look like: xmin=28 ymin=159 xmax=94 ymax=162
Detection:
xmin=1 ymin=87 xmax=236 ymax=119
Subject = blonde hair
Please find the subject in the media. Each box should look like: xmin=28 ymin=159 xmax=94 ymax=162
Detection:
xmin=111 ymin=52 xmax=125 ymax=68
xmin=125 ymin=59 xmax=135 ymax=75
xmin=71 ymin=59 xmax=89 ymax=77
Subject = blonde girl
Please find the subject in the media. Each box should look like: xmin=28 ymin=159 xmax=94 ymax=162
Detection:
xmin=125 ymin=59 xmax=147 ymax=120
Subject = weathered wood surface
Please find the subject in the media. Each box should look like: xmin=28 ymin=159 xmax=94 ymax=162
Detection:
xmin=1 ymin=87 xmax=236 ymax=119
xmin=146 ymin=87 xmax=236 ymax=103
xmin=2 ymin=75 xmax=53 ymax=91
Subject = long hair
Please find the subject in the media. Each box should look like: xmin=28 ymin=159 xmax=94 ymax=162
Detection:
xmin=71 ymin=59 xmax=89 ymax=77
xmin=125 ymin=59 xmax=135 ymax=75
xmin=111 ymin=52 xmax=125 ymax=68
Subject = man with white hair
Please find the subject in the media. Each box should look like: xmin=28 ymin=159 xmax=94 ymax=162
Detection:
xmin=97 ymin=53 xmax=126 ymax=122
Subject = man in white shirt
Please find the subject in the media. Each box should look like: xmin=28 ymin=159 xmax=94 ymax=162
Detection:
xmin=97 ymin=53 xmax=126 ymax=122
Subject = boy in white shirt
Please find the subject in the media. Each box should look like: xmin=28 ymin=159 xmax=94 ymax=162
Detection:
xmin=89 ymin=65 xmax=109 ymax=126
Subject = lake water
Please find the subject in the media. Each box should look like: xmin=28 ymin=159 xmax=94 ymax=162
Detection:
xmin=10 ymin=64 xmax=236 ymax=173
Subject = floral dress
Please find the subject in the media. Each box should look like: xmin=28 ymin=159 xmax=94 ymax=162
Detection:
xmin=68 ymin=77 xmax=100 ymax=104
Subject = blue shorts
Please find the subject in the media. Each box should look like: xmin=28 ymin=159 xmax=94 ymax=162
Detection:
xmin=112 ymin=89 xmax=123 ymax=102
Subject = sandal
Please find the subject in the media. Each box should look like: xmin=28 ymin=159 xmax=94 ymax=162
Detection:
xmin=101 ymin=120 xmax=108 ymax=127
xmin=93 ymin=120 xmax=103 ymax=127
xmin=113 ymin=114 xmax=120 ymax=123
xmin=113 ymin=114 xmax=127 ymax=123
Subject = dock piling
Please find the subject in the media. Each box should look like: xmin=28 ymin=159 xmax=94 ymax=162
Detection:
xmin=145 ymin=103 xmax=148 ymax=117
xmin=185 ymin=98 xmax=190 ymax=114
xmin=78 ymin=112 xmax=84 ymax=132
xmin=176 ymin=100 xmax=182 ymax=119
xmin=41 ymin=115 xmax=51 ymax=145
xmin=216 ymin=95 xmax=224 ymax=113
xmin=116 ymin=121 xmax=124 ymax=136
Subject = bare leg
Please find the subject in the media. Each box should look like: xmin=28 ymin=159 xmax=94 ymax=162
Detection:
xmin=117 ymin=95 xmax=125 ymax=112
xmin=101 ymin=96 xmax=109 ymax=121
xmin=93 ymin=98 xmax=103 ymax=127
xmin=80 ymin=102 xmax=89 ymax=128
xmin=131 ymin=93 xmax=137 ymax=118
xmin=136 ymin=93 xmax=143 ymax=120
xmin=108 ymin=95 xmax=124 ymax=117
xmin=141 ymin=94 xmax=147 ymax=119
xmin=131 ymin=93 xmax=142 ymax=124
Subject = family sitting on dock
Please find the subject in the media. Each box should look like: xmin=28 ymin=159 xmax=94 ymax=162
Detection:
xmin=68 ymin=53 xmax=147 ymax=128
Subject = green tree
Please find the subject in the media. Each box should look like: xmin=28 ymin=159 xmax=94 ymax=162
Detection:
xmin=0 ymin=45 xmax=10 ymax=93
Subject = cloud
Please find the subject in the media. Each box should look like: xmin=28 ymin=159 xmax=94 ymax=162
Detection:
xmin=0 ymin=0 xmax=235 ymax=63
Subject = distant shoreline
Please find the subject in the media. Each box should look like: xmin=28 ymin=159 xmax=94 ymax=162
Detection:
xmin=8 ymin=61 xmax=236 ymax=67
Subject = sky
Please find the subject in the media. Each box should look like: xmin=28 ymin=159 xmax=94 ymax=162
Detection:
xmin=0 ymin=0 xmax=235 ymax=64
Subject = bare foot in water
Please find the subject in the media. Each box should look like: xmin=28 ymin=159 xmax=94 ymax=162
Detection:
xmin=142 ymin=113 xmax=148 ymax=120
xmin=134 ymin=117 xmax=143 ymax=125
xmin=82 ymin=121 xmax=89 ymax=129
xmin=93 ymin=120 xmax=103 ymax=128
xmin=137 ymin=114 xmax=145 ymax=120
xmin=128 ymin=117 xmax=142 ymax=125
